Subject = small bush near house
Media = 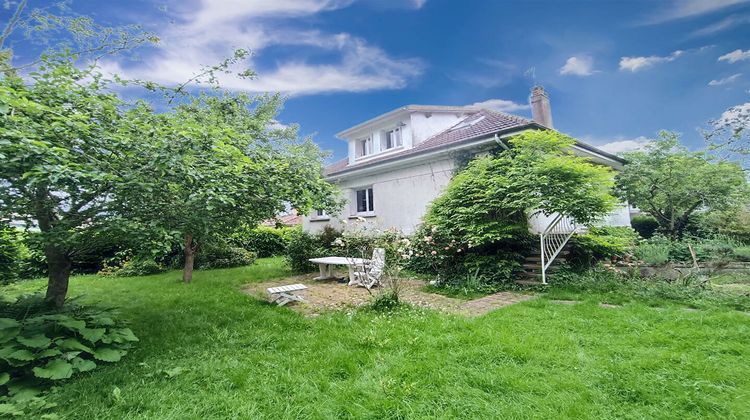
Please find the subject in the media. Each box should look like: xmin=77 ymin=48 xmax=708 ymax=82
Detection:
xmin=0 ymin=294 xmax=138 ymax=417
xmin=568 ymin=226 xmax=639 ymax=268
xmin=285 ymin=229 xmax=331 ymax=273
xmin=630 ymin=215 xmax=659 ymax=239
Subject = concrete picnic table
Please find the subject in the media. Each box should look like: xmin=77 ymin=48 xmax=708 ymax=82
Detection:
xmin=309 ymin=256 xmax=370 ymax=282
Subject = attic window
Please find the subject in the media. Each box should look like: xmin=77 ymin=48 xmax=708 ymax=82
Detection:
xmin=355 ymin=136 xmax=373 ymax=158
xmin=381 ymin=127 xmax=402 ymax=150
xmin=448 ymin=115 xmax=485 ymax=131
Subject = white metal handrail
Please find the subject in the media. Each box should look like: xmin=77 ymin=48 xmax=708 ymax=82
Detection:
xmin=539 ymin=213 xmax=580 ymax=284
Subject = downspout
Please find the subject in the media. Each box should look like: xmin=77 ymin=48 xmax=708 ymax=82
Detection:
xmin=494 ymin=133 xmax=510 ymax=150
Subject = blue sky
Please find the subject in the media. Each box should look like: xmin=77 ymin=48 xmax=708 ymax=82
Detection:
xmin=6 ymin=0 xmax=750 ymax=161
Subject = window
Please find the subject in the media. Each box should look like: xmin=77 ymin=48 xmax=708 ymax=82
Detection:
xmin=356 ymin=136 xmax=373 ymax=158
xmin=355 ymin=187 xmax=374 ymax=214
xmin=316 ymin=209 xmax=326 ymax=217
xmin=382 ymin=127 xmax=402 ymax=150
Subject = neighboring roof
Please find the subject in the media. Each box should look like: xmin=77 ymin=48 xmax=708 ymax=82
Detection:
xmin=336 ymin=105 xmax=479 ymax=138
xmin=325 ymin=108 xmax=625 ymax=177
xmin=261 ymin=211 xmax=302 ymax=227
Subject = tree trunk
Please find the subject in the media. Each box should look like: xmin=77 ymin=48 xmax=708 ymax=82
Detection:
xmin=44 ymin=245 xmax=71 ymax=309
xmin=183 ymin=233 xmax=195 ymax=283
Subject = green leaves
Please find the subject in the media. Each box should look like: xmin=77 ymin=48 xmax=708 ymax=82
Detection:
xmin=1 ymin=296 xmax=138 ymax=407
xmin=92 ymin=347 xmax=124 ymax=362
xmin=32 ymin=359 xmax=73 ymax=380
xmin=426 ymin=130 xmax=616 ymax=250
xmin=71 ymin=357 xmax=96 ymax=372
xmin=16 ymin=335 xmax=51 ymax=349
xmin=615 ymin=131 xmax=749 ymax=237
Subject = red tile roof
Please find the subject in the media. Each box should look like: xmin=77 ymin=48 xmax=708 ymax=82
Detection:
xmin=325 ymin=109 xmax=533 ymax=176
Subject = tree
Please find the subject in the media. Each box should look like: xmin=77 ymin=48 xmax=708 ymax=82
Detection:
xmin=117 ymin=93 xmax=339 ymax=283
xmin=615 ymin=131 xmax=749 ymax=238
xmin=0 ymin=59 xmax=152 ymax=307
xmin=426 ymin=130 xmax=616 ymax=249
xmin=704 ymin=103 xmax=749 ymax=166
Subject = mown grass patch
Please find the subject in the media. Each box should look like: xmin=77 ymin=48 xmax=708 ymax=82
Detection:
xmin=3 ymin=258 xmax=749 ymax=419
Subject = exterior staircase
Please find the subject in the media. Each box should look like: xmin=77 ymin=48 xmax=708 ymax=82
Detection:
xmin=516 ymin=246 xmax=570 ymax=285
xmin=517 ymin=211 xmax=582 ymax=286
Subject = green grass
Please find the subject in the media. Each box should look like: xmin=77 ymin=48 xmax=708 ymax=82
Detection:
xmin=4 ymin=258 xmax=750 ymax=419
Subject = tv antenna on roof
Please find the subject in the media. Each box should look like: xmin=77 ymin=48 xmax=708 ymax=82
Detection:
xmin=524 ymin=66 xmax=536 ymax=86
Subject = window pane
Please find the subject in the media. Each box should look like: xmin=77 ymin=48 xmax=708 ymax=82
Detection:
xmin=357 ymin=190 xmax=367 ymax=213
xmin=367 ymin=188 xmax=374 ymax=212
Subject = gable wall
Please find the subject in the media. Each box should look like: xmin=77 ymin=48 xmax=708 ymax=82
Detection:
xmin=303 ymin=157 xmax=457 ymax=234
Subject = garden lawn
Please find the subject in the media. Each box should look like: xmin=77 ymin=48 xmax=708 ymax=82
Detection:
xmin=4 ymin=257 xmax=750 ymax=419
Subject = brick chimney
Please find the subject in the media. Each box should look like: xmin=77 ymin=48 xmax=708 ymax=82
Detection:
xmin=530 ymin=85 xmax=553 ymax=128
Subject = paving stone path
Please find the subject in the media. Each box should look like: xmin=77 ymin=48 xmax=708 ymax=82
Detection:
xmin=457 ymin=292 xmax=536 ymax=316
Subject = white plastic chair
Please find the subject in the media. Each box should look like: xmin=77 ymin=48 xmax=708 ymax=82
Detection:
xmin=350 ymin=248 xmax=385 ymax=289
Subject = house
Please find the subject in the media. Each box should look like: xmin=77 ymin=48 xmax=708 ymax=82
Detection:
xmin=303 ymin=86 xmax=631 ymax=237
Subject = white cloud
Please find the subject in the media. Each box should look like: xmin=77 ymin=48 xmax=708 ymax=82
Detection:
xmin=708 ymin=73 xmax=742 ymax=86
xmin=559 ymin=56 xmax=597 ymax=76
xmin=597 ymin=137 xmax=652 ymax=154
xmin=100 ymin=0 xmax=423 ymax=96
xmin=692 ymin=14 xmax=750 ymax=37
xmin=646 ymin=0 xmax=750 ymax=23
xmin=470 ymin=99 xmax=530 ymax=113
xmin=619 ymin=50 xmax=684 ymax=72
xmin=411 ymin=0 xmax=428 ymax=8
xmin=719 ymin=49 xmax=750 ymax=63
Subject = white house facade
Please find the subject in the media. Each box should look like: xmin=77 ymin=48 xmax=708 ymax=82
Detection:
xmin=303 ymin=87 xmax=631 ymax=235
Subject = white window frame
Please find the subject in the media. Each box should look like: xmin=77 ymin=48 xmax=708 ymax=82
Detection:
xmin=382 ymin=127 xmax=402 ymax=151
xmin=353 ymin=187 xmax=374 ymax=216
xmin=311 ymin=208 xmax=329 ymax=221
xmin=356 ymin=136 xmax=373 ymax=158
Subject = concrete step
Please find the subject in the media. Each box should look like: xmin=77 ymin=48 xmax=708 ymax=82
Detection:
xmin=522 ymin=263 xmax=561 ymax=272
xmin=525 ymin=256 xmax=567 ymax=263
xmin=515 ymin=279 xmax=547 ymax=286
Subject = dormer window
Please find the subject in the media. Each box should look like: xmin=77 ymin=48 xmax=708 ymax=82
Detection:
xmin=356 ymin=136 xmax=373 ymax=158
xmin=382 ymin=127 xmax=402 ymax=150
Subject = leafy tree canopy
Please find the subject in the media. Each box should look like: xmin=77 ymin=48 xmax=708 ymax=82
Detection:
xmin=426 ymin=130 xmax=616 ymax=249
xmin=615 ymin=131 xmax=749 ymax=238
xmin=118 ymin=91 xmax=340 ymax=282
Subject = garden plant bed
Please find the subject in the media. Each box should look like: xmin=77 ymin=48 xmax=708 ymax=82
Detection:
xmin=243 ymin=274 xmax=534 ymax=316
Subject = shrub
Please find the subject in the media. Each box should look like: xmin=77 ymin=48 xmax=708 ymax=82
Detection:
xmin=630 ymin=215 xmax=659 ymax=239
xmin=195 ymin=246 xmax=256 ymax=269
xmin=0 ymin=227 xmax=22 ymax=283
xmin=98 ymin=252 xmax=167 ymax=277
xmin=285 ymin=230 xmax=329 ymax=273
xmin=0 ymin=294 xmax=138 ymax=416
xmin=734 ymin=246 xmax=750 ymax=262
xmin=568 ymin=226 xmax=639 ymax=268
xmin=230 ymin=225 xmax=295 ymax=257
xmin=694 ymin=235 xmax=744 ymax=263
xmin=406 ymin=224 xmax=531 ymax=289
xmin=634 ymin=242 xmax=671 ymax=266
xmin=370 ymin=289 xmax=400 ymax=311
xmin=551 ymin=267 xmax=749 ymax=311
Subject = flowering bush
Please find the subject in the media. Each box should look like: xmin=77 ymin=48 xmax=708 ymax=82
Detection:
xmin=332 ymin=220 xmax=411 ymax=304
xmin=406 ymin=223 xmax=530 ymax=287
